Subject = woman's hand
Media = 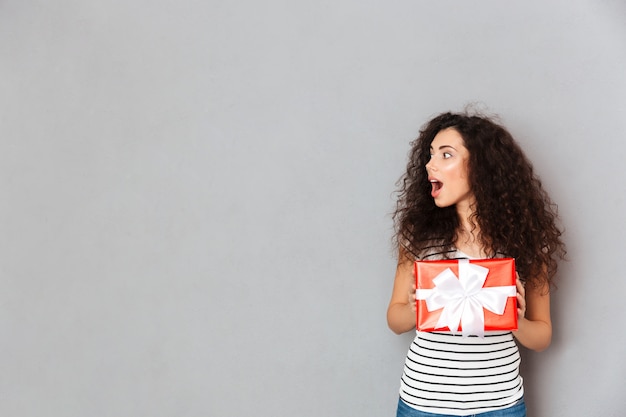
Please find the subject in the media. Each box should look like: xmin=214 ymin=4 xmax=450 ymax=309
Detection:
xmin=511 ymin=272 xmax=552 ymax=352
xmin=387 ymin=252 xmax=418 ymax=334
xmin=515 ymin=273 xmax=526 ymax=321
xmin=409 ymin=283 xmax=417 ymax=315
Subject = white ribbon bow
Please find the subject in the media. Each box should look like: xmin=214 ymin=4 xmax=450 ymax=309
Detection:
xmin=415 ymin=259 xmax=516 ymax=338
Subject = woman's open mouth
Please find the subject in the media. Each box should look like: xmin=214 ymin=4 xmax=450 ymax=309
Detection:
xmin=430 ymin=179 xmax=443 ymax=198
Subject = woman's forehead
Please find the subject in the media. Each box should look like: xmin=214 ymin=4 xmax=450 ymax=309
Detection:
xmin=430 ymin=128 xmax=466 ymax=149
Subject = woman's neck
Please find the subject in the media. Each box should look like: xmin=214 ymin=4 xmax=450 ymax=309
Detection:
xmin=454 ymin=229 xmax=488 ymax=259
xmin=455 ymin=203 xmax=490 ymax=258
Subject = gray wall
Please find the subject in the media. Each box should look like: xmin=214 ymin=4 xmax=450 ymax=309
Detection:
xmin=1 ymin=1 xmax=624 ymax=416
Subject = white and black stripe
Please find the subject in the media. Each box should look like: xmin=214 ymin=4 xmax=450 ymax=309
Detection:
xmin=399 ymin=331 xmax=523 ymax=415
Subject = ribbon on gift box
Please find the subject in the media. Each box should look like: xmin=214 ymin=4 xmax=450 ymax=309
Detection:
xmin=415 ymin=259 xmax=516 ymax=338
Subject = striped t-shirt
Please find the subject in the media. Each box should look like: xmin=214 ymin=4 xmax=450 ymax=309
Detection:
xmin=398 ymin=249 xmax=523 ymax=415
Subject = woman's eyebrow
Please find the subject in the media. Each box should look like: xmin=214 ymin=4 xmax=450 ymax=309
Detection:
xmin=429 ymin=145 xmax=458 ymax=151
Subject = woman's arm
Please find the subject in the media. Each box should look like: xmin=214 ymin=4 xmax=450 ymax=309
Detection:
xmin=387 ymin=252 xmax=417 ymax=335
xmin=512 ymin=277 xmax=552 ymax=351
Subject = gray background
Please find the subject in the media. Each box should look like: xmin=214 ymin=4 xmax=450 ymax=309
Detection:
xmin=1 ymin=1 xmax=625 ymax=416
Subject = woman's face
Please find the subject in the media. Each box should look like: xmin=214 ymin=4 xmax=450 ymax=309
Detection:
xmin=425 ymin=128 xmax=474 ymax=210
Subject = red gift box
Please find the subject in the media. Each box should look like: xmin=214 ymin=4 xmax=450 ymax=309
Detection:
xmin=415 ymin=258 xmax=518 ymax=337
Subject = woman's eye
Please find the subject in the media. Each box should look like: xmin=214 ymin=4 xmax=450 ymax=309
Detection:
xmin=443 ymin=152 xmax=452 ymax=159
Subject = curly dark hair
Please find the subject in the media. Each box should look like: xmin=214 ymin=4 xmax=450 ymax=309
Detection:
xmin=393 ymin=111 xmax=566 ymax=289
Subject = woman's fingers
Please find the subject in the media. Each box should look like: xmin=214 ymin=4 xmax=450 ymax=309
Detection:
xmin=516 ymin=278 xmax=526 ymax=319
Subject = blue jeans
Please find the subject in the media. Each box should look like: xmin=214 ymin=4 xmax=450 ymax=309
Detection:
xmin=397 ymin=398 xmax=526 ymax=417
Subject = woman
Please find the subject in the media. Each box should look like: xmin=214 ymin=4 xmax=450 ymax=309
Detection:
xmin=387 ymin=111 xmax=565 ymax=417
